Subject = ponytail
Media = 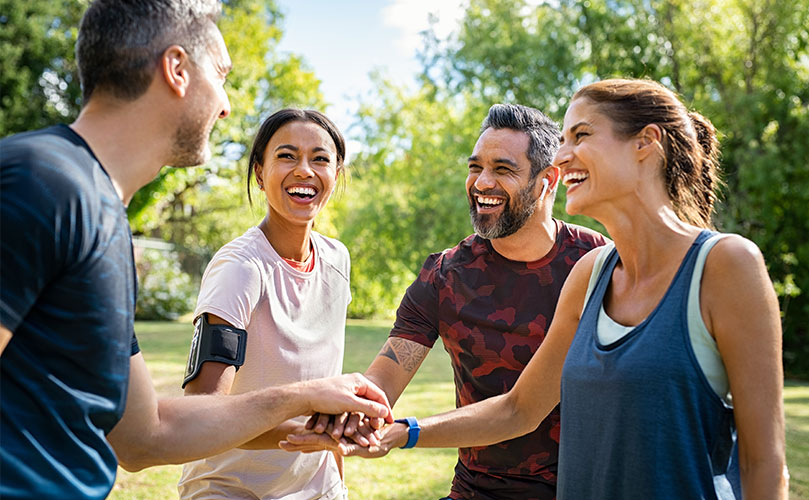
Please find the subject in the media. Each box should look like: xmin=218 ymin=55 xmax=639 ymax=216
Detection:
xmin=687 ymin=112 xmax=721 ymax=228
xmin=573 ymin=79 xmax=722 ymax=228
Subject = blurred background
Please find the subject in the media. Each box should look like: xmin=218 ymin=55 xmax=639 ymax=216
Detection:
xmin=2 ymin=0 xmax=807 ymax=378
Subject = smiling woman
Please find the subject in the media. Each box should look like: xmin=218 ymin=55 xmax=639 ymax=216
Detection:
xmin=177 ymin=109 xmax=353 ymax=500
xmin=255 ymin=120 xmax=341 ymax=233
xmin=321 ymin=79 xmax=787 ymax=500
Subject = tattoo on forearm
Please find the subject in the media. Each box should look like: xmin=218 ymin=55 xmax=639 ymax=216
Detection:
xmin=379 ymin=338 xmax=429 ymax=372
xmin=380 ymin=343 xmax=399 ymax=364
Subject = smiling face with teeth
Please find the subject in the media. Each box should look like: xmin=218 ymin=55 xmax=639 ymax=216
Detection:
xmin=555 ymin=97 xmax=641 ymax=218
xmin=466 ymin=128 xmax=544 ymax=240
xmin=254 ymin=120 xmax=340 ymax=227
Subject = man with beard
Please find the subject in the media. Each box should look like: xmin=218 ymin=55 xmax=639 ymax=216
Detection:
xmin=0 ymin=2 xmax=392 ymax=499
xmin=291 ymin=104 xmax=607 ymax=499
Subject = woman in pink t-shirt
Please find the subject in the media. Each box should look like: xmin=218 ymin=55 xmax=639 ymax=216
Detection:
xmin=178 ymin=109 xmax=360 ymax=500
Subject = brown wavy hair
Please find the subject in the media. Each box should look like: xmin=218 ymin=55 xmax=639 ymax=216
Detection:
xmin=573 ymin=79 xmax=721 ymax=228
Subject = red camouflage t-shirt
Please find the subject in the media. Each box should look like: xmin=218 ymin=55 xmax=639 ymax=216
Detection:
xmin=390 ymin=219 xmax=607 ymax=499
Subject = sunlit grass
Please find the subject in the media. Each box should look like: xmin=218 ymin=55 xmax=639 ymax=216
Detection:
xmin=109 ymin=321 xmax=808 ymax=499
xmin=786 ymin=380 xmax=809 ymax=499
xmin=109 ymin=320 xmax=457 ymax=499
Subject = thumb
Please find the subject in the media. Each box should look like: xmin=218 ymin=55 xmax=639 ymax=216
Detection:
xmin=350 ymin=375 xmax=393 ymax=423
xmin=350 ymin=397 xmax=392 ymax=423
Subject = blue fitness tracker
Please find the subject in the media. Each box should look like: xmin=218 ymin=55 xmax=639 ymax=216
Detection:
xmin=395 ymin=416 xmax=421 ymax=449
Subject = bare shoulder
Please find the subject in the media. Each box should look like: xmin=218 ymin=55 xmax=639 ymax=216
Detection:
xmin=701 ymin=233 xmax=779 ymax=339
xmin=702 ymin=233 xmax=768 ymax=288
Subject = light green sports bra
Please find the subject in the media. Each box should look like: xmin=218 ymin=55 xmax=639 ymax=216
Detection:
xmin=583 ymin=235 xmax=731 ymax=404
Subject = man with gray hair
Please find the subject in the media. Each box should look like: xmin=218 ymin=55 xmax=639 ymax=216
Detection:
xmin=289 ymin=104 xmax=607 ymax=499
xmin=0 ymin=2 xmax=390 ymax=499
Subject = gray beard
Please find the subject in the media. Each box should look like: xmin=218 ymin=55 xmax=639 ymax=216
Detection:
xmin=469 ymin=178 xmax=538 ymax=240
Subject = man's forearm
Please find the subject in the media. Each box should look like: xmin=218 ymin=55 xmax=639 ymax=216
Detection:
xmin=365 ymin=337 xmax=430 ymax=406
xmin=238 ymin=419 xmax=306 ymax=450
xmin=328 ymin=338 xmax=429 ymax=439
xmin=109 ymin=358 xmax=392 ymax=472
xmin=112 ymin=383 xmax=310 ymax=471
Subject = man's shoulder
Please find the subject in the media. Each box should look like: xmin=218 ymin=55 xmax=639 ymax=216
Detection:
xmin=2 ymin=125 xmax=90 ymax=163
xmin=559 ymin=221 xmax=609 ymax=251
xmin=2 ymin=125 xmax=99 ymax=194
xmin=421 ymin=234 xmax=490 ymax=275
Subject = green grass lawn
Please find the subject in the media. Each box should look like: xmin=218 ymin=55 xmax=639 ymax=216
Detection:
xmin=786 ymin=380 xmax=809 ymax=498
xmin=110 ymin=320 xmax=808 ymax=499
xmin=110 ymin=319 xmax=457 ymax=499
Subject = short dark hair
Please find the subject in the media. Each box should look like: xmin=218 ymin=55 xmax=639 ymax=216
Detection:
xmin=480 ymin=104 xmax=561 ymax=178
xmin=76 ymin=0 xmax=222 ymax=103
xmin=574 ymin=79 xmax=721 ymax=228
xmin=246 ymin=109 xmax=347 ymax=205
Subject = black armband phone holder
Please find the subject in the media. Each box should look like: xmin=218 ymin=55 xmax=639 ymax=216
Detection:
xmin=182 ymin=313 xmax=247 ymax=388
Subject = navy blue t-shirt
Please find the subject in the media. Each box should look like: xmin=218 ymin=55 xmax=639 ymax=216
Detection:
xmin=0 ymin=125 xmax=140 ymax=499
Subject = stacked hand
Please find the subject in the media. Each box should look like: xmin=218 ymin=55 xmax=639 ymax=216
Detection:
xmin=280 ymin=411 xmax=407 ymax=458
xmin=302 ymin=374 xmax=394 ymax=423
xmin=310 ymin=411 xmax=385 ymax=447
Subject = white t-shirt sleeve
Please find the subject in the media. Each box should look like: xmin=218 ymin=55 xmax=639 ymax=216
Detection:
xmin=194 ymin=251 xmax=262 ymax=330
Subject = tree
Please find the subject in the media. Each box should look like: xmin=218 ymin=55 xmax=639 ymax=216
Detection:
xmin=0 ymin=0 xmax=83 ymax=136
xmin=438 ymin=0 xmax=809 ymax=375
xmin=2 ymin=0 xmax=326 ymax=318
xmin=127 ymin=0 xmax=326 ymax=274
xmin=341 ymin=0 xmax=808 ymax=376
xmin=683 ymin=0 xmax=809 ymax=374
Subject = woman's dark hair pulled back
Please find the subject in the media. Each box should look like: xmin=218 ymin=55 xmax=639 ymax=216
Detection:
xmin=246 ymin=108 xmax=346 ymax=205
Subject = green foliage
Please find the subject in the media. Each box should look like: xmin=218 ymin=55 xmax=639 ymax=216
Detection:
xmin=0 ymin=0 xmax=83 ymax=136
xmin=345 ymin=0 xmax=809 ymax=375
xmin=434 ymin=0 xmax=580 ymax=113
xmin=331 ymin=74 xmax=486 ymax=317
xmin=135 ymin=249 xmax=197 ymax=321
xmin=653 ymin=0 xmax=809 ymax=376
xmin=127 ymin=0 xmax=327 ymax=268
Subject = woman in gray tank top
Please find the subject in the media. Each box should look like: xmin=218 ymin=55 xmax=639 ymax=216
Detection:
xmin=326 ymin=79 xmax=788 ymax=499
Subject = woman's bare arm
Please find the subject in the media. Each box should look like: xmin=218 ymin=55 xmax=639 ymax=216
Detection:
xmin=703 ymin=235 xmax=788 ymax=498
xmin=283 ymin=250 xmax=599 ymax=456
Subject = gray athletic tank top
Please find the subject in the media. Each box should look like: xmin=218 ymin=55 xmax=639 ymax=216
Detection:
xmin=558 ymin=230 xmax=740 ymax=499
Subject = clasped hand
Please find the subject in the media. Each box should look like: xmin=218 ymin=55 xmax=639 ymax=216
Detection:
xmin=280 ymin=412 xmax=403 ymax=458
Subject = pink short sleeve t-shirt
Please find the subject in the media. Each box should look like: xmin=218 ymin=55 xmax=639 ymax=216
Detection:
xmin=178 ymin=227 xmax=351 ymax=500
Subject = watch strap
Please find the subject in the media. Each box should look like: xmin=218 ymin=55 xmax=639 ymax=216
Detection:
xmin=394 ymin=416 xmax=420 ymax=449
